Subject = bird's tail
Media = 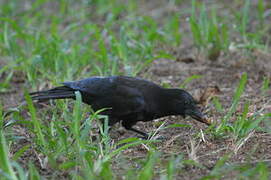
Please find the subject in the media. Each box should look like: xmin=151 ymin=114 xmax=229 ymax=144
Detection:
xmin=30 ymin=86 xmax=75 ymax=101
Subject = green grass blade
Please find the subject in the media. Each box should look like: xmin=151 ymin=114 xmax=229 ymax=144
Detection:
xmin=0 ymin=127 xmax=18 ymax=180
xmin=224 ymin=73 xmax=247 ymax=123
xmin=72 ymin=91 xmax=83 ymax=149
xmin=24 ymin=91 xmax=46 ymax=148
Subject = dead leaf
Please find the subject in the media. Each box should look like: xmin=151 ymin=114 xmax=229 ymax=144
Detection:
xmin=199 ymin=86 xmax=221 ymax=106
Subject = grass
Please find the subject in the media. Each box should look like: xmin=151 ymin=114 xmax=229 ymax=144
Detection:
xmin=189 ymin=0 xmax=230 ymax=60
xmin=0 ymin=0 xmax=271 ymax=179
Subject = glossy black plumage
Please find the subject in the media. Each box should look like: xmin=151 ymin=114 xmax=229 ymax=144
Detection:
xmin=30 ymin=76 xmax=209 ymax=138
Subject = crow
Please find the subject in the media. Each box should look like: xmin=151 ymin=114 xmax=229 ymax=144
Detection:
xmin=30 ymin=76 xmax=210 ymax=138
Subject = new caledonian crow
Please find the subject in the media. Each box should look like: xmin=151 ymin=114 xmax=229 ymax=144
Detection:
xmin=30 ymin=76 xmax=211 ymax=138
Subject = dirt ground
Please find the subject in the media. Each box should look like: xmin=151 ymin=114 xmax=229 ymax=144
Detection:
xmin=115 ymin=49 xmax=271 ymax=179
xmin=1 ymin=0 xmax=271 ymax=179
xmin=3 ymin=48 xmax=271 ymax=179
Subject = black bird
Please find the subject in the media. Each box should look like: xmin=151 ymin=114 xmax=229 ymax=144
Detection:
xmin=30 ymin=76 xmax=210 ymax=138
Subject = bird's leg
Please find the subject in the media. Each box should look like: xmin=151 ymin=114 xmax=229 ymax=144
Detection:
xmin=122 ymin=121 xmax=149 ymax=139
xmin=129 ymin=127 xmax=149 ymax=139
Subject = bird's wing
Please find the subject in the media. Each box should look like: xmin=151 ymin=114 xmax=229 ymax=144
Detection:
xmin=109 ymin=84 xmax=146 ymax=118
xmin=62 ymin=76 xmax=146 ymax=118
xmin=62 ymin=77 xmax=114 ymax=96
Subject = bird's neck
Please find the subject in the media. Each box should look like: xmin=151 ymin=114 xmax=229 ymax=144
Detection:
xmin=157 ymin=88 xmax=183 ymax=116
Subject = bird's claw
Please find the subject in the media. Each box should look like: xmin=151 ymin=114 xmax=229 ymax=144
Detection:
xmin=138 ymin=134 xmax=165 ymax=141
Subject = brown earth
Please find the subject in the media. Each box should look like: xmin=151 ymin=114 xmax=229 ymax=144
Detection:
xmin=1 ymin=0 xmax=271 ymax=179
xmin=3 ymin=48 xmax=271 ymax=179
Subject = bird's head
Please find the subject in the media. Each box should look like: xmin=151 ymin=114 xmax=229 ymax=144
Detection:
xmin=171 ymin=89 xmax=211 ymax=125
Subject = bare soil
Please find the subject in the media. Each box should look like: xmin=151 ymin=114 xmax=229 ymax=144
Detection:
xmin=1 ymin=0 xmax=271 ymax=179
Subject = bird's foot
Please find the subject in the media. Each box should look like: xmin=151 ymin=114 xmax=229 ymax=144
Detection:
xmin=137 ymin=135 xmax=149 ymax=140
xmin=138 ymin=134 xmax=165 ymax=141
xmin=152 ymin=135 xmax=166 ymax=140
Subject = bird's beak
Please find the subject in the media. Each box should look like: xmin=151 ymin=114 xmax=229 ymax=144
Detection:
xmin=185 ymin=108 xmax=211 ymax=125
